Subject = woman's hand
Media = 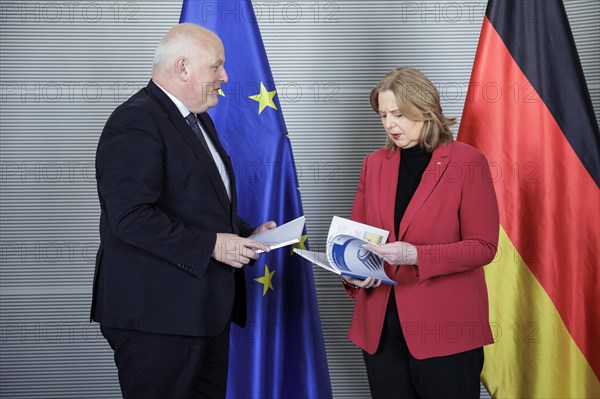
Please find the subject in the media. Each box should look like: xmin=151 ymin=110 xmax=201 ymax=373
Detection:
xmin=342 ymin=275 xmax=382 ymax=289
xmin=363 ymin=241 xmax=418 ymax=265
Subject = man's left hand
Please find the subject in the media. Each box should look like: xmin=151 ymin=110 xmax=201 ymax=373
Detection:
xmin=251 ymin=221 xmax=277 ymax=235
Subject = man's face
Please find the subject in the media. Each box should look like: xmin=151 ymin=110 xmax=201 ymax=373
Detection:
xmin=185 ymin=38 xmax=228 ymax=114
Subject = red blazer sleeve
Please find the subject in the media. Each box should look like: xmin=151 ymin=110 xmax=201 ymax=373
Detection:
xmin=350 ymin=154 xmax=369 ymax=224
xmin=341 ymin=154 xmax=370 ymax=299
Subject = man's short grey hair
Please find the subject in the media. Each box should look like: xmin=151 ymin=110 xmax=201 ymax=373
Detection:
xmin=152 ymin=24 xmax=203 ymax=73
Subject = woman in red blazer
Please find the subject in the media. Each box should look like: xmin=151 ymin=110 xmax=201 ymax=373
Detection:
xmin=343 ymin=67 xmax=499 ymax=399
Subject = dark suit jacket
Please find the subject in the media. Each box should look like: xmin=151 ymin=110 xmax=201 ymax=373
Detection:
xmin=91 ymin=80 xmax=253 ymax=337
xmin=346 ymin=141 xmax=499 ymax=358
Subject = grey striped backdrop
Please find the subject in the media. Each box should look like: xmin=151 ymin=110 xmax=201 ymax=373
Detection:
xmin=1 ymin=1 xmax=598 ymax=398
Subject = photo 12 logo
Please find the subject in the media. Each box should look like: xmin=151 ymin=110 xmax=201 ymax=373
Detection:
xmin=0 ymin=2 xmax=139 ymax=24
xmin=194 ymin=1 xmax=339 ymax=24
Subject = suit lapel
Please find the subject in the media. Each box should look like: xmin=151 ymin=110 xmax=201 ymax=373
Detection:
xmin=197 ymin=115 xmax=244 ymax=236
xmin=197 ymin=112 xmax=239 ymax=228
xmin=397 ymin=142 xmax=452 ymax=240
xmin=379 ymin=149 xmax=400 ymax=243
xmin=145 ymin=81 xmax=232 ymax=214
xmin=197 ymin=112 xmax=234 ymax=183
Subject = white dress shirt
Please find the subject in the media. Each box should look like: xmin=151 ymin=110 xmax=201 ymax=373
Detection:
xmin=154 ymin=81 xmax=232 ymax=201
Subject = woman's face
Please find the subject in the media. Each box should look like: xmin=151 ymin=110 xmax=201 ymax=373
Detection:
xmin=378 ymin=90 xmax=424 ymax=149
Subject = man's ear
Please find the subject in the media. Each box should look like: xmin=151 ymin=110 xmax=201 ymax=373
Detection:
xmin=175 ymin=57 xmax=188 ymax=81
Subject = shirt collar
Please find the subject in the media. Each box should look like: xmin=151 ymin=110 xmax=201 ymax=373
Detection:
xmin=153 ymin=80 xmax=191 ymax=118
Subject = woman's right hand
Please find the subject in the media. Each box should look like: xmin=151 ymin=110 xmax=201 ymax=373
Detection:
xmin=342 ymin=275 xmax=382 ymax=289
xmin=362 ymin=241 xmax=417 ymax=265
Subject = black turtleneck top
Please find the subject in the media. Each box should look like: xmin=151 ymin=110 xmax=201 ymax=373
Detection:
xmin=394 ymin=146 xmax=433 ymax=238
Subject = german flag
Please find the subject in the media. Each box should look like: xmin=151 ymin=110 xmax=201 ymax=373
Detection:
xmin=457 ymin=1 xmax=599 ymax=397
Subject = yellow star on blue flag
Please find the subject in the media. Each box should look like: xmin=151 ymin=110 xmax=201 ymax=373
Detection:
xmin=254 ymin=264 xmax=275 ymax=296
xmin=249 ymin=82 xmax=278 ymax=114
xmin=291 ymin=234 xmax=308 ymax=255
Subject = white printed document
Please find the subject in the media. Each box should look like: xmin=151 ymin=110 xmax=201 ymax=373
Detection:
xmin=294 ymin=216 xmax=396 ymax=285
xmin=249 ymin=216 xmax=305 ymax=253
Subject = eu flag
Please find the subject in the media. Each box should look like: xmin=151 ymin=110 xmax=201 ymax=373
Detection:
xmin=180 ymin=1 xmax=332 ymax=398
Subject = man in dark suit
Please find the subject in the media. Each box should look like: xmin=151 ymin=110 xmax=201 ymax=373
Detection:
xmin=91 ymin=23 xmax=275 ymax=398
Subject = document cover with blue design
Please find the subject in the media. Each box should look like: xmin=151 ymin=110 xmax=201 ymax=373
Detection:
xmin=294 ymin=216 xmax=396 ymax=285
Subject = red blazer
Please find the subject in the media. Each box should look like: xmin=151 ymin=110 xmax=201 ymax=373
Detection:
xmin=347 ymin=141 xmax=499 ymax=359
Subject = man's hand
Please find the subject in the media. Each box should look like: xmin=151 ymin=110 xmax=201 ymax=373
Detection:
xmin=213 ymin=233 xmax=270 ymax=268
xmin=362 ymin=241 xmax=418 ymax=266
xmin=251 ymin=220 xmax=277 ymax=235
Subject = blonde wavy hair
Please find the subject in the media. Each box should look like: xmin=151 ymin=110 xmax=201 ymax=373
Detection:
xmin=370 ymin=67 xmax=455 ymax=152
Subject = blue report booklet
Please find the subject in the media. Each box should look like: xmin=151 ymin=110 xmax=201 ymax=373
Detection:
xmin=293 ymin=216 xmax=397 ymax=285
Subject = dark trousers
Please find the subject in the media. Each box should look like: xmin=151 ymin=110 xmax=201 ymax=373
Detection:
xmin=362 ymin=294 xmax=484 ymax=399
xmin=101 ymin=323 xmax=231 ymax=399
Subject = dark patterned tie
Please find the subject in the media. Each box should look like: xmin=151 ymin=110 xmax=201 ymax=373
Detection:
xmin=185 ymin=113 xmax=211 ymax=155
xmin=185 ymin=113 xmax=232 ymax=201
